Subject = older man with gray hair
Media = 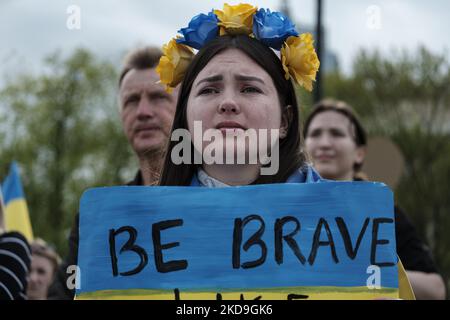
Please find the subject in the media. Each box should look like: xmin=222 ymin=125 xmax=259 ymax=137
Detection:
xmin=48 ymin=46 xmax=179 ymax=299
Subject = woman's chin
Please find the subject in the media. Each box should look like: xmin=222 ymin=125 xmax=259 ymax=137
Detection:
xmin=314 ymin=165 xmax=339 ymax=180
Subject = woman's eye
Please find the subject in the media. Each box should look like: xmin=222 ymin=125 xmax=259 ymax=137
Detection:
xmin=154 ymin=94 xmax=168 ymax=100
xmin=198 ymin=87 xmax=219 ymax=95
xmin=330 ymin=129 xmax=346 ymax=137
xmin=308 ymin=130 xmax=321 ymax=138
xmin=242 ymin=86 xmax=262 ymax=94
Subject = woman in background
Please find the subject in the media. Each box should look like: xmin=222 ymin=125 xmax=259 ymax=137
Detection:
xmin=304 ymin=98 xmax=446 ymax=300
xmin=27 ymin=238 xmax=60 ymax=300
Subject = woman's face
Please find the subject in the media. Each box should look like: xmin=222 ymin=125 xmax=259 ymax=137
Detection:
xmin=27 ymin=255 xmax=55 ymax=300
xmin=186 ymin=48 xmax=287 ymax=165
xmin=305 ymin=110 xmax=365 ymax=181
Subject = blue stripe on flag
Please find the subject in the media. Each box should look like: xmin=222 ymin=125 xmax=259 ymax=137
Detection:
xmin=2 ymin=162 xmax=25 ymax=205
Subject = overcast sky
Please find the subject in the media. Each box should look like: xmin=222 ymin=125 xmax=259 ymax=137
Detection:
xmin=1 ymin=0 xmax=449 ymax=80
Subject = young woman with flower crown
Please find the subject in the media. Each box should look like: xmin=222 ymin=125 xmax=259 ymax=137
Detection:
xmin=155 ymin=3 xmax=414 ymax=299
xmin=157 ymin=3 xmax=320 ymax=186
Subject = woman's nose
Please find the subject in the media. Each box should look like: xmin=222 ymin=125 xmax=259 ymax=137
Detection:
xmin=317 ymin=134 xmax=333 ymax=148
xmin=29 ymin=271 xmax=38 ymax=283
xmin=218 ymin=94 xmax=240 ymax=114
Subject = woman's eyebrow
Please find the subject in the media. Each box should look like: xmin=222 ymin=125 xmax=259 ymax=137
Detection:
xmin=235 ymin=75 xmax=265 ymax=84
xmin=195 ymin=75 xmax=223 ymax=87
xmin=309 ymin=128 xmax=322 ymax=135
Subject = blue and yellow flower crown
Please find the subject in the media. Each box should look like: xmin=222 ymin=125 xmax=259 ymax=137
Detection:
xmin=156 ymin=3 xmax=320 ymax=93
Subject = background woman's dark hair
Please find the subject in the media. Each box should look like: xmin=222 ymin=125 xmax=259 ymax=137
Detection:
xmin=159 ymin=35 xmax=307 ymax=186
xmin=303 ymin=98 xmax=367 ymax=173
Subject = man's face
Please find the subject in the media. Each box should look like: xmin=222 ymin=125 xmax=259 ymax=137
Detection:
xmin=119 ymin=68 xmax=177 ymax=157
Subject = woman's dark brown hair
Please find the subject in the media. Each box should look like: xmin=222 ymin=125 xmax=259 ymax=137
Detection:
xmin=159 ymin=35 xmax=307 ymax=186
xmin=303 ymin=98 xmax=367 ymax=173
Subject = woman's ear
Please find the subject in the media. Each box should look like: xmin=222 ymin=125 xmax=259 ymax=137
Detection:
xmin=280 ymin=105 xmax=293 ymax=139
xmin=355 ymin=145 xmax=367 ymax=166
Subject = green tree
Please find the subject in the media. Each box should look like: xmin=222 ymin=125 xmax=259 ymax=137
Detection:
xmin=0 ymin=48 xmax=135 ymax=255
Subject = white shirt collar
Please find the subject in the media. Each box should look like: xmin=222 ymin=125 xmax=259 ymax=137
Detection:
xmin=197 ymin=169 xmax=230 ymax=188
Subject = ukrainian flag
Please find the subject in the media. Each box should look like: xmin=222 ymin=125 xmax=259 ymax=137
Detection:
xmin=1 ymin=161 xmax=34 ymax=241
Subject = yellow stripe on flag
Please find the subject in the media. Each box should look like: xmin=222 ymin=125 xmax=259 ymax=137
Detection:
xmin=4 ymin=198 xmax=34 ymax=242
xmin=398 ymin=259 xmax=416 ymax=300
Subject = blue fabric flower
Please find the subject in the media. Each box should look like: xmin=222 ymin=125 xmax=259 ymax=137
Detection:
xmin=176 ymin=11 xmax=219 ymax=50
xmin=253 ymin=8 xmax=299 ymax=50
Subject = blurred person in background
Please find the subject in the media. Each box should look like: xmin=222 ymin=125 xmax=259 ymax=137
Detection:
xmin=48 ymin=46 xmax=179 ymax=299
xmin=27 ymin=238 xmax=60 ymax=300
xmin=303 ymin=98 xmax=447 ymax=300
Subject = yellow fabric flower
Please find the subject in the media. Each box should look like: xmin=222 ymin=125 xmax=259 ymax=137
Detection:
xmin=281 ymin=33 xmax=320 ymax=92
xmin=156 ymin=38 xmax=194 ymax=92
xmin=214 ymin=3 xmax=257 ymax=36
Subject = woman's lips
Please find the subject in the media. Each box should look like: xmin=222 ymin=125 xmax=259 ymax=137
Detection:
xmin=219 ymin=127 xmax=245 ymax=135
xmin=216 ymin=121 xmax=246 ymax=129
xmin=315 ymin=154 xmax=335 ymax=161
xmin=216 ymin=121 xmax=246 ymax=134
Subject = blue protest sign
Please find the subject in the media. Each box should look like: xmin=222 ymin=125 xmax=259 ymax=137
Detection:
xmin=76 ymin=181 xmax=398 ymax=300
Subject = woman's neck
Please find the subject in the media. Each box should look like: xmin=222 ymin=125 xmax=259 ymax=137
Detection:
xmin=339 ymin=171 xmax=355 ymax=181
xmin=322 ymin=171 xmax=354 ymax=181
xmin=202 ymin=164 xmax=261 ymax=186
